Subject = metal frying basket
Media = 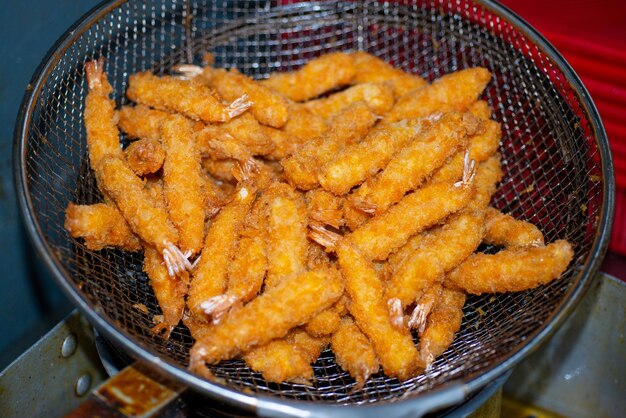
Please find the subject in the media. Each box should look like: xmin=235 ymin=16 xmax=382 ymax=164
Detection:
xmin=14 ymin=0 xmax=614 ymax=416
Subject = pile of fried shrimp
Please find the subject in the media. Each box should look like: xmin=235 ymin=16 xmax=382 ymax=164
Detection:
xmin=64 ymin=51 xmax=574 ymax=387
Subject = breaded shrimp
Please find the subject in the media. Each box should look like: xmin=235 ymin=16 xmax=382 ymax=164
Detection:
xmin=448 ymin=240 xmax=574 ymax=295
xmin=282 ymin=102 xmax=377 ymax=190
xmin=201 ymin=158 xmax=237 ymax=183
xmin=468 ymin=100 xmax=492 ymax=120
xmin=333 ymin=239 xmax=422 ymax=380
xmin=305 ymin=189 xmax=345 ymax=229
xmin=64 ymin=203 xmax=141 ymax=251
xmin=420 ymin=287 xmax=466 ymax=368
xmin=99 ymin=155 xmax=190 ymax=276
xmin=384 ymin=68 xmax=492 ymax=123
xmin=117 ymin=105 xmax=174 ymax=141
xmin=126 ymin=71 xmax=251 ymax=123
xmin=124 ymin=138 xmax=165 ymax=176
xmin=319 ymin=113 xmax=442 ymax=195
xmin=484 ymin=207 xmax=545 ymax=248
xmin=243 ymin=338 xmax=315 ymax=384
xmin=219 ymin=112 xmax=275 ymax=156
xmin=408 ymin=282 xmax=443 ymax=335
xmin=188 ymin=176 xmax=256 ymax=322
xmin=305 ymin=302 xmax=342 ymax=337
xmin=350 ymin=112 xmax=478 ymax=215
xmin=188 ymin=267 xmax=344 ymax=369
xmin=144 ymin=246 xmax=185 ymax=339
xmin=466 ymin=154 xmax=503 ymax=211
xmin=161 ymin=116 xmax=206 ymax=256
xmin=265 ymin=182 xmax=309 ymax=289
xmin=330 ymin=316 xmax=380 ymax=388
xmin=351 ymin=51 xmax=427 ymax=97
xmin=304 ymin=83 xmax=395 ymax=119
xmin=262 ymin=52 xmax=356 ymax=102
xmin=430 ymin=120 xmax=501 ymax=184
xmin=195 ymin=127 xmax=255 ymax=165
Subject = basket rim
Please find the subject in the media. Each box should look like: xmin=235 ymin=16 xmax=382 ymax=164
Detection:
xmin=12 ymin=0 xmax=615 ymax=416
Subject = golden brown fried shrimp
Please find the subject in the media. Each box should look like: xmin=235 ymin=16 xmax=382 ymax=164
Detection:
xmin=343 ymin=202 xmax=370 ymax=231
xmin=195 ymin=127 xmax=255 ymax=163
xmin=385 ymin=210 xmax=485 ymax=309
xmin=347 ymin=162 xmax=476 ymax=261
xmin=84 ymin=59 xmax=123 ymax=192
xmin=305 ymin=304 xmax=342 ymax=337
xmin=448 ymin=240 xmax=574 ymax=295
xmin=262 ymin=52 xmax=356 ymax=102
xmin=319 ymin=114 xmax=441 ymax=195
xmin=287 ymin=328 xmax=328 ymax=361
xmin=126 ymin=72 xmax=251 ymax=123
xmin=64 ymin=203 xmax=141 ymax=251
xmin=484 ymin=207 xmax=545 ymax=248
xmin=202 ymin=67 xmax=290 ymax=128
xmin=124 ymin=138 xmax=165 ymax=176
xmin=282 ymin=102 xmax=377 ymax=190
xmin=243 ymin=338 xmax=314 ymax=384
xmin=331 ymin=316 xmax=380 ymax=387
xmin=144 ymin=246 xmax=185 ymax=339
xmin=350 ymin=112 xmax=477 ymax=215
xmin=305 ymin=189 xmax=345 ymax=229
xmin=420 ymin=287 xmax=466 ymax=368
xmin=219 ymin=112 xmax=275 ymax=156
xmin=408 ymin=283 xmax=443 ymax=335
xmin=468 ymin=100 xmax=492 ymax=120
xmin=430 ymin=120 xmax=501 ymax=184
xmin=466 ymin=154 xmax=503 ymax=210
xmin=201 ymin=158 xmax=237 ymax=183
xmin=188 ymin=267 xmax=344 ymax=369
xmin=304 ymin=83 xmax=395 ymax=119
xmin=351 ymin=51 xmax=427 ymax=97
xmin=265 ymin=182 xmax=309 ymax=289
xmin=334 ymin=240 xmax=422 ymax=380
xmin=188 ymin=178 xmax=256 ymax=322
xmin=162 ymin=116 xmax=205 ymax=255
xmin=384 ymin=67 xmax=492 ymax=123
xmin=117 ymin=105 xmax=173 ymax=141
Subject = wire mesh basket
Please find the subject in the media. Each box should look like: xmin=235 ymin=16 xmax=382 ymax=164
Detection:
xmin=14 ymin=0 xmax=614 ymax=416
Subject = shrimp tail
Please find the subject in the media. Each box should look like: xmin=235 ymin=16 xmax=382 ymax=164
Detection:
xmin=454 ymin=150 xmax=476 ymax=188
xmin=162 ymin=242 xmax=193 ymax=277
xmin=308 ymin=222 xmax=342 ymax=251
xmin=387 ymin=297 xmax=405 ymax=329
xmin=200 ymin=294 xmax=242 ymax=324
xmin=226 ymin=94 xmax=253 ymax=119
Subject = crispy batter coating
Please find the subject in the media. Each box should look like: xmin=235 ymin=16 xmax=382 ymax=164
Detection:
xmin=243 ymin=338 xmax=314 ymax=384
xmin=205 ymin=67 xmax=289 ymax=128
xmin=124 ymin=138 xmax=165 ymax=176
xmin=484 ymin=207 xmax=545 ymax=248
xmin=351 ymin=51 xmax=427 ymax=97
xmin=305 ymin=303 xmax=342 ymax=337
xmin=265 ymin=182 xmax=309 ymax=288
xmin=466 ymin=154 xmax=503 ymax=210
xmin=448 ymin=240 xmax=574 ymax=294
xmin=335 ymin=240 xmax=422 ymax=380
xmin=195 ymin=126 xmax=254 ymax=163
xmin=282 ymin=102 xmax=377 ymax=190
xmin=385 ymin=210 xmax=485 ymax=308
xmin=330 ymin=316 xmax=380 ymax=388
xmin=126 ymin=72 xmax=251 ymax=123
xmin=468 ymin=100 xmax=492 ymax=120
xmin=420 ymin=287 xmax=466 ymax=368
xmin=188 ymin=183 xmax=255 ymax=321
xmin=304 ymin=83 xmax=395 ymax=119
xmin=319 ymin=115 xmax=440 ymax=195
xmin=306 ymin=189 xmax=345 ymax=229
xmin=99 ymin=155 xmax=178 ymax=253
xmin=188 ymin=267 xmax=344 ymax=368
xmin=384 ymin=67 xmax=491 ymax=123
xmin=348 ymin=176 xmax=475 ymax=261
xmin=162 ymin=116 xmax=206 ymax=255
xmin=64 ymin=203 xmax=141 ymax=251
xmin=431 ymin=120 xmax=501 ymax=184
xmin=262 ymin=52 xmax=356 ymax=101
xmin=144 ymin=245 xmax=185 ymax=339
xmin=117 ymin=105 xmax=173 ymax=140
xmin=219 ymin=112 xmax=275 ymax=156
xmin=350 ymin=112 xmax=477 ymax=215
xmin=201 ymin=158 xmax=237 ymax=183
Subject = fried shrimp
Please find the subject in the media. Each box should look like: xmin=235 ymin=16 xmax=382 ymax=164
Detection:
xmin=466 ymin=154 xmax=503 ymax=210
xmin=219 ymin=112 xmax=275 ymax=156
xmin=384 ymin=67 xmax=492 ymax=123
xmin=448 ymin=240 xmax=574 ymax=295
xmin=350 ymin=112 xmax=478 ymax=215
xmin=188 ymin=175 xmax=256 ymax=322
xmin=468 ymin=100 xmax=492 ymax=120
xmin=420 ymin=287 xmax=466 ymax=368
xmin=265 ymin=182 xmax=309 ymax=288
xmin=304 ymin=83 xmax=395 ymax=119
xmin=126 ymin=71 xmax=251 ymax=123
xmin=188 ymin=267 xmax=344 ymax=370
xmin=117 ymin=105 xmax=173 ymax=141
xmin=331 ymin=316 xmax=380 ymax=388
xmin=408 ymin=283 xmax=443 ymax=335
xmin=333 ymin=239 xmax=422 ymax=380
xmin=305 ymin=189 xmax=345 ymax=229
xmin=144 ymin=246 xmax=185 ymax=339
xmin=351 ymin=51 xmax=427 ymax=97
xmin=262 ymin=52 xmax=356 ymax=102
xmin=282 ymin=102 xmax=377 ymax=190
xmin=64 ymin=203 xmax=141 ymax=251
xmin=243 ymin=337 xmax=315 ymax=384
xmin=124 ymin=138 xmax=165 ymax=176
xmin=319 ymin=114 xmax=442 ymax=195
xmin=305 ymin=303 xmax=342 ymax=337
xmin=484 ymin=207 xmax=545 ymax=248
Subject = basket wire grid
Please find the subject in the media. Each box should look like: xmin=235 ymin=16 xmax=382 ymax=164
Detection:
xmin=15 ymin=0 xmax=613 ymax=413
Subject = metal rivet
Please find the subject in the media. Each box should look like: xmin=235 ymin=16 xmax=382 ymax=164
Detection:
xmin=75 ymin=373 xmax=91 ymax=397
xmin=61 ymin=333 xmax=77 ymax=358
